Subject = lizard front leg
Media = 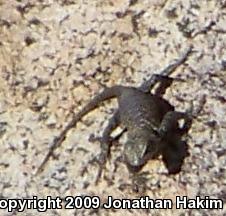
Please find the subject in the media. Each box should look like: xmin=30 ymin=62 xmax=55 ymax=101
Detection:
xmin=159 ymin=111 xmax=192 ymax=174
xmin=158 ymin=111 xmax=192 ymax=137
xmin=98 ymin=110 xmax=120 ymax=164
xmin=85 ymin=110 xmax=120 ymax=184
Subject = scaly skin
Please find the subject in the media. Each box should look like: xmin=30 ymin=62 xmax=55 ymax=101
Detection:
xmin=117 ymin=86 xmax=174 ymax=167
xmin=35 ymin=46 xmax=193 ymax=175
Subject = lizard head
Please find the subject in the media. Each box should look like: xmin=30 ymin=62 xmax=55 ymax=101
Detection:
xmin=124 ymin=139 xmax=147 ymax=167
xmin=123 ymin=132 xmax=160 ymax=169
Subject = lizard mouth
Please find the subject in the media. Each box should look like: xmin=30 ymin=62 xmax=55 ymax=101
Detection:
xmin=126 ymin=148 xmax=160 ymax=173
xmin=124 ymin=140 xmax=161 ymax=172
xmin=126 ymin=163 xmax=144 ymax=173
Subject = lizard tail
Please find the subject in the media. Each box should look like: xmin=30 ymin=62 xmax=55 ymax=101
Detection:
xmin=35 ymin=85 xmax=123 ymax=175
xmin=71 ymin=85 xmax=122 ymax=125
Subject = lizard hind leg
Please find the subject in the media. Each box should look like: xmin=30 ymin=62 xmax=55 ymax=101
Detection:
xmin=141 ymin=74 xmax=185 ymax=96
xmin=139 ymin=46 xmax=193 ymax=94
xmin=150 ymin=75 xmax=174 ymax=96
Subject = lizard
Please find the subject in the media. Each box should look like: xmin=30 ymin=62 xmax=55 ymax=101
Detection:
xmin=35 ymin=46 xmax=193 ymax=176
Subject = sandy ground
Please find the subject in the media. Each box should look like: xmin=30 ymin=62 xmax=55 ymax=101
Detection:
xmin=0 ymin=0 xmax=226 ymax=215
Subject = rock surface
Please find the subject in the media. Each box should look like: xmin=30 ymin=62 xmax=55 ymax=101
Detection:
xmin=0 ymin=0 xmax=226 ymax=215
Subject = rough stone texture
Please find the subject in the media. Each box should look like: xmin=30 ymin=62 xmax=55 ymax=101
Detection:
xmin=0 ymin=0 xmax=226 ymax=215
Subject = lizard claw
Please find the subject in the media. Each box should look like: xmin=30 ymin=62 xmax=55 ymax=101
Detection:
xmin=97 ymin=149 xmax=109 ymax=165
xmin=80 ymin=149 xmax=109 ymax=184
xmin=92 ymin=151 xmax=108 ymax=184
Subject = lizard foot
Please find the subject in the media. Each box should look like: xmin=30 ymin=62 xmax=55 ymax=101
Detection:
xmin=131 ymin=171 xmax=151 ymax=193
xmin=80 ymin=149 xmax=109 ymax=185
